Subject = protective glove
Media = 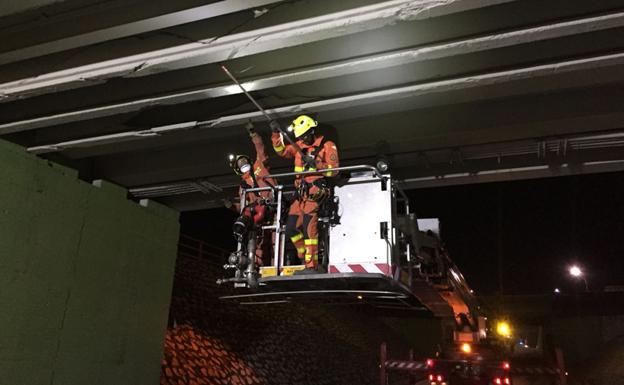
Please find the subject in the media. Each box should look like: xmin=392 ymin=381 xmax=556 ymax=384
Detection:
xmin=245 ymin=120 xmax=255 ymax=136
xmin=269 ymin=120 xmax=281 ymax=133
xmin=302 ymin=154 xmax=316 ymax=169
xmin=223 ymin=198 xmax=233 ymax=209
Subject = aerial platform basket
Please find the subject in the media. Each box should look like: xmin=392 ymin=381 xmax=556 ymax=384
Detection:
xmin=218 ymin=165 xmax=473 ymax=318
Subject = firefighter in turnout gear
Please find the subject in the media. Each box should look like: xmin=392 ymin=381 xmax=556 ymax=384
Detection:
xmin=272 ymin=115 xmax=339 ymax=270
xmin=226 ymin=122 xmax=277 ymax=265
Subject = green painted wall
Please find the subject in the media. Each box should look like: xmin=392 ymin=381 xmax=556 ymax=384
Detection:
xmin=0 ymin=139 xmax=180 ymax=385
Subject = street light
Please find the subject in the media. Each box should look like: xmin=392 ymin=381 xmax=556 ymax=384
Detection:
xmin=568 ymin=265 xmax=589 ymax=292
xmin=496 ymin=321 xmax=512 ymax=338
xmin=569 ymin=266 xmax=581 ymax=277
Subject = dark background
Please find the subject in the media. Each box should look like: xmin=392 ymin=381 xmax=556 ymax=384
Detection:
xmin=181 ymin=171 xmax=624 ymax=296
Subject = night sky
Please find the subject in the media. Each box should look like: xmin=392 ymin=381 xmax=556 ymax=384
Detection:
xmin=407 ymin=171 xmax=624 ymax=295
xmin=181 ymin=171 xmax=624 ymax=296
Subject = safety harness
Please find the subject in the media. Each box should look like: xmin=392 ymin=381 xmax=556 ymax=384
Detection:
xmin=297 ymin=138 xmax=331 ymax=201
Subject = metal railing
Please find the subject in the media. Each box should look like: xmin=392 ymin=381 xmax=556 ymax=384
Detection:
xmin=178 ymin=234 xmax=229 ymax=263
xmin=379 ymin=342 xmax=424 ymax=385
xmin=264 ymin=164 xmax=386 ymax=180
xmin=238 ymin=184 xmax=285 ymax=273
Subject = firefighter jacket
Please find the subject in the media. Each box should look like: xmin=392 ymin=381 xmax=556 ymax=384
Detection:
xmin=239 ymin=133 xmax=276 ymax=205
xmin=271 ymin=132 xmax=339 ymax=187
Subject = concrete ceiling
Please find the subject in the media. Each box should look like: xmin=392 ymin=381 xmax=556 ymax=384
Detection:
xmin=2 ymin=0 xmax=624 ymax=210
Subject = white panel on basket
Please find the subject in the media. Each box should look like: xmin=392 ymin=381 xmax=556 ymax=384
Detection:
xmin=329 ymin=174 xmax=392 ymax=266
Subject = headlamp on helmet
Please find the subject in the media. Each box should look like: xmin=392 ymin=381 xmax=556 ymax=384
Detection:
xmin=228 ymin=154 xmax=252 ymax=175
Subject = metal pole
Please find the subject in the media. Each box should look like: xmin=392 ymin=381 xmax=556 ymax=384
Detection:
xmin=408 ymin=349 xmax=415 ymax=385
xmin=275 ymin=188 xmax=282 ymax=275
xmin=246 ymin=230 xmax=257 ymax=288
xmin=279 ymin=229 xmax=286 ymax=271
xmin=236 ymin=188 xmax=247 ymax=253
xmin=380 ymin=342 xmax=387 ymax=385
xmin=395 ymin=182 xmax=413 ymax=286
xmin=221 ymin=65 xmax=272 ymax=122
xmin=220 ymin=64 xmax=305 ymax=155
xmin=555 ymin=347 xmax=567 ymax=385
xmin=497 ymin=184 xmax=504 ymax=295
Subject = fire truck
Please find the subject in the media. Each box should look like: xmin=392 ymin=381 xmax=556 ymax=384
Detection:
xmin=218 ymin=166 xmax=534 ymax=382
xmin=423 ymin=342 xmax=512 ymax=385
xmin=216 ymin=165 xmax=568 ymax=385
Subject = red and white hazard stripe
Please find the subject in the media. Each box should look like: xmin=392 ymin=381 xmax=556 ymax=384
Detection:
xmin=329 ymin=263 xmax=391 ymax=275
xmin=511 ymin=367 xmax=559 ymax=375
xmin=385 ymin=360 xmax=426 ymax=371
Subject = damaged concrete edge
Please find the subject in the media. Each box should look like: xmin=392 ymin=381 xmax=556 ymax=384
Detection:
xmin=0 ymin=0 xmax=518 ymax=102
xmin=4 ymin=8 xmax=624 ymax=135
xmin=24 ymin=50 xmax=624 ymax=155
xmin=402 ymin=0 xmax=515 ymax=21
xmin=0 ymin=0 xmax=286 ymax=66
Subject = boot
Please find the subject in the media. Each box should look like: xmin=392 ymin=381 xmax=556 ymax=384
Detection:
xmin=294 ymin=267 xmax=317 ymax=275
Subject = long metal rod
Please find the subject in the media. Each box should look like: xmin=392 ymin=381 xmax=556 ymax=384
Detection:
xmin=220 ymin=64 xmax=306 ymax=156
xmin=265 ymin=164 xmax=385 ymax=180
xmin=221 ymin=65 xmax=273 ymax=122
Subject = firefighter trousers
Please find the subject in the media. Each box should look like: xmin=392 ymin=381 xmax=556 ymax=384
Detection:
xmin=285 ymin=198 xmax=319 ymax=268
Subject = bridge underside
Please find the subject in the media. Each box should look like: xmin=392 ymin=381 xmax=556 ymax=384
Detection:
xmin=2 ymin=0 xmax=624 ymax=210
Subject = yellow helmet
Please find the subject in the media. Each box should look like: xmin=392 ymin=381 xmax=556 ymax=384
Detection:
xmin=290 ymin=115 xmax=318 ymax=138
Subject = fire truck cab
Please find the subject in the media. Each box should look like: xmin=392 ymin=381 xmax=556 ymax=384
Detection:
xmin=426 ymin=343 xmax=512 ymax=385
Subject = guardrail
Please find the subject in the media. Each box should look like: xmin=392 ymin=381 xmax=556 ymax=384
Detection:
xmin=379 ymin=342 xmax=424 ymax=385
xmin=178 ymin=234 xmax=229 ymax=263
xmin=264 ymin=164 xmax=385 ymax=180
